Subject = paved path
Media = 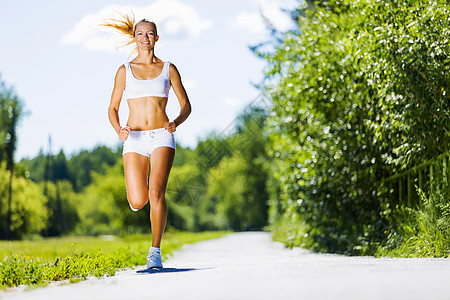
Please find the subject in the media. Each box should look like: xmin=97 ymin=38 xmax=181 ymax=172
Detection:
xmin=2 ymin=232 xmax=450 ymax=300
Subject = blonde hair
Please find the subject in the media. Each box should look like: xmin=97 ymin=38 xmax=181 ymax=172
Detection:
xmin=100 ymin=12 xmax=158 ymax=49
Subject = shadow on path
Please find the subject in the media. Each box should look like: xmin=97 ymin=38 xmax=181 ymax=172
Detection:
xmin=136 ymin=267 xmax=205 ymax=275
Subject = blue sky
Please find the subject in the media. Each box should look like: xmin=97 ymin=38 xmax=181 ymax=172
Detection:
xmin=0 ymin=0 xmax=299 ymax=160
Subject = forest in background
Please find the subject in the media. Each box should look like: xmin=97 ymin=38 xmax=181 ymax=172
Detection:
xmin=1 ymin=0 xmax=449 ymax=258
xmin=0 ymin=90 xmax=270 ymax=238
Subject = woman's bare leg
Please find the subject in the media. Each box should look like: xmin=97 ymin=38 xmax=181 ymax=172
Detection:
xmin=149 ymin=146 xmax=175 ymax=248
xmin=123 ymin=153 xmax=150 ymax=210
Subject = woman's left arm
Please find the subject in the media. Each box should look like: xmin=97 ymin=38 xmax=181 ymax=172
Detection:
xmin=164 ymin=63 xmax=192 ymax=133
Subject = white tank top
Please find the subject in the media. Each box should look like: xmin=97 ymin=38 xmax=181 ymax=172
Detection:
xmin=124 ymin=61 xmax=171 ymax=99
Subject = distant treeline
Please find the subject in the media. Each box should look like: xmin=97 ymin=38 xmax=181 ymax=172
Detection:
xmin=21 ymin=146 xmax=122 ymax=193
xmin=1 ymin=102 xmax=270 ymax=239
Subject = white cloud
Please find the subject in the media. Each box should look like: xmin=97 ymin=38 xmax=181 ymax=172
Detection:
xmin=231 ymin=0 xmax=299 ymax=34
xmin=234 ymin=12 xmax=266 ymax=34
xmin=61 ymin=0 xmax=213 ymax=52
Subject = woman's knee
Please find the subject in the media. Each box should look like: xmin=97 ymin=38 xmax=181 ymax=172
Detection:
xmin=127 ymin=192 xmax=148 ymax=209
xmin=149 ymin=187 xmax=166 ymax=203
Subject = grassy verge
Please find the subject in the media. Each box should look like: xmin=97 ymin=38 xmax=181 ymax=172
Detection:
xmin=375 ymin=163 xmax=450 ymax=258
xmin=0 ymin=231 xmax=229 ymax=289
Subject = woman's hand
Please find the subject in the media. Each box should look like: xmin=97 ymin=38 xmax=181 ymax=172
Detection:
xmin=164 ymin=121 xmax=177 ymax=133
xmin=118 ymin=126 xmax=131 ymax=141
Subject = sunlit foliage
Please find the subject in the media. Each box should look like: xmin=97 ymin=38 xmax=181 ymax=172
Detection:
xmin=261 ymin=0 xmax=450 ymax=254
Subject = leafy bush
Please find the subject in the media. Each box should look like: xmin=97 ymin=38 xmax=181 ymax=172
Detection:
xmin=376 ymin=160 xmax=450 ymax=257
xmin=260 ymin=0 xmax=450 ymax=254
xmin=0 ymin=164 xmax=48 ymax=239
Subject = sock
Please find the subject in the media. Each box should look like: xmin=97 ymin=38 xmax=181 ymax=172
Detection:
xmin=150 ymin=246 xmax=161 ymax=253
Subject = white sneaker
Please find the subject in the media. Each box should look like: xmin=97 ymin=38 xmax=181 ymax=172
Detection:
xmin=147 ymin=250 xmax=163 ymax=269
xmin=129 ymin=203 xmax=139 ymax=212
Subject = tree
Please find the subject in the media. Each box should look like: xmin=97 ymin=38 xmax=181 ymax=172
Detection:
xmin=0 ymin=165 xmax=48 ymax=239
xmin=42 ymin=180 xmax=78 ymax=236
xmin=197 ymin=105 xmax=270 ymax=231
xmin=0 ymin=75 xmax=23 ymax=240
xmin=67 ymin=145 xmax=122 ymax=192
xmin=20 ymin=145 xmax=122 ymax=192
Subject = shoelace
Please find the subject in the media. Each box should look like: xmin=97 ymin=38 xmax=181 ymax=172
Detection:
xmin=147 ymin=251 xmax=161 ymax=261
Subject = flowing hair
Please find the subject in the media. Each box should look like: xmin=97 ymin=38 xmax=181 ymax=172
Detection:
xmin=100 ymin=11 xmax=158 ymax=52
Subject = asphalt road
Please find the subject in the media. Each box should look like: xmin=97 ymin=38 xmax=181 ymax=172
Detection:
xmin=2 ymin=232 xmax=450 ymax=300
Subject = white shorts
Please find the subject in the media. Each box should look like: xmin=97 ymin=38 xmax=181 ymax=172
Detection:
xmin=122 ymin=128 xmax=176 ymax=157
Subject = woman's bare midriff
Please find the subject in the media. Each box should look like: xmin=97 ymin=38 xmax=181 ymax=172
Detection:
xmin=126 ymin=96 xmax=169 ymax=130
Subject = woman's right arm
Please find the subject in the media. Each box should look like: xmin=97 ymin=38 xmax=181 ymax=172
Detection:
xmin=108 ymin=65 xmax=130 ymax=140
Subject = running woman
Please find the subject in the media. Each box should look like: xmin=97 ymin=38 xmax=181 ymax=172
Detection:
xmin=106 ymin=14 xmax=191 ymax=268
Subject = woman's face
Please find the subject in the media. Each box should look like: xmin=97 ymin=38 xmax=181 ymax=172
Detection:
xmin=134 ymin=22 xmax=158 ymax=49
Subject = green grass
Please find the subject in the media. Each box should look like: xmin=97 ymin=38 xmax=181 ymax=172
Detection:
xmin=0 ymin=231 xmax=229 ymax=289
xmin=375 ymin=168 xmax=450 ymax=258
